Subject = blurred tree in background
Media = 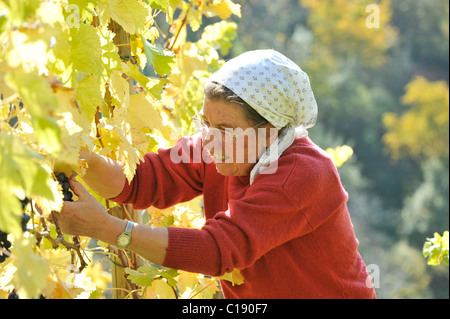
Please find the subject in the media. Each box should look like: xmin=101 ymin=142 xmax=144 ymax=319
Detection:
xmin=224 ymin=0 xmax=449 ymax=298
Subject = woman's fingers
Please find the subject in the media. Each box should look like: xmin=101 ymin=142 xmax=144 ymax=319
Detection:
xmin=68 ymin=176 xmax=91 ymax=200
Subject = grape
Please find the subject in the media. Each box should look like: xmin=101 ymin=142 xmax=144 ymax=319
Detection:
xmin=7 ymin=289 xmax=45 ymax=299
xmin=1 ymin=197 xmax=32 ymax=263
xmin=21 ymin=214 xmax=31 ymax=232
xmin=0 ymin=230 xmax=11 ymax=264
xmin=8 ymin=290 xmax=19 ymax=299
xmin=20 ymin=197 xmax=30 ymax=210
xmin=2 ymin=240 xmax=11 ymax=249
xmin=55 ymin=172 xmax=74 ymax=202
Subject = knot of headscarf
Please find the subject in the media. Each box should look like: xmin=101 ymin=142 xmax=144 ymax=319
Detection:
xmin=209 ymin=49 xmax=318 ymax=184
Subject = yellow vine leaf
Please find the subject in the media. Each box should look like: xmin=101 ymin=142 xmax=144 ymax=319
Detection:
xmin=177 ymin=271 xmax=220 ymax=299
xmin=70 ymin=24 xmax=103 ymax=75
xmin=9 ymin=237 xmax=50 ymax=299
xmin=0 ymin=0 xmax=244 ymax=300
xmin=177 ymin=271 xmax=200 ymax=298
xmin=42 ymin=275 xmax=76 ymax=299
xmin=109 ymin=71 xmax=130 ymax=108
xmin=218 ymin=268 xmax=244 ymax=287
xmin=5 ymin=71 xmax=62 ymax=154
xmin=150 ymin=279 xmax=178 ymax=299
xmin=98 ymin=106 xmax=144 ymax=182
xmin=205 ymin=0 xmax=241 ymax=19
xmin=0 ymin=184 xmax=22 ymax=236
xmin=122 ymin=61 xmax=169 ymax=100
xmin=76 ymin=74 xmax=104 ymax=122
xmin=170 ymin=42 xmax=209 ymax=91
xmin=200 ymin=20 xmax=238 ymax=56
xmin=0 ymin=133 xmax=62 ymax=232
xmin=5 ymin=29 xmax=48 ymax=72
xmin=128 ymin=93 xmax=164 ymax=132
xmin=103 ymin=0 xmax=149 ymax=35
xmin=196 ymin=276 xmax=220 ymax=299
xmin=0 ymin=0 xmax=41 ymax=26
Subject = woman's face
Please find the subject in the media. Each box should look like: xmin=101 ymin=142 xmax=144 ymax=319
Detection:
xmin=201 ymin=97 xmax=275 ymax=177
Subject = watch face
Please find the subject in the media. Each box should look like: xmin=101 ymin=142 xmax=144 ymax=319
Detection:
xmin=118 ymin=235 xmax=130 ymax=246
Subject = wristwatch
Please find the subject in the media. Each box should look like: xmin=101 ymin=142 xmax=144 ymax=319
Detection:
xmin=116 ymin=220 xmax=134 ymax=250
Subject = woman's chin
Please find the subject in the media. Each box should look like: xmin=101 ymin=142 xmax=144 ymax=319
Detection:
xmin=214 ymin=162 xmax=253 ymax=177
xmin=214 ymin=163 xmax=236 ymax=176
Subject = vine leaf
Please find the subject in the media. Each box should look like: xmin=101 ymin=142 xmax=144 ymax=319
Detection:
xmin=0 ymin=134 xmax=61 ymax=234
xmin=146 ymin=0 xmax=169 ymax=12
xmin=204 ymin=0 xmax=241 ymax=20
xmin=141 ymin=36 xmax=177 ymax=76
xmin=7 ymin=237 xmax=50 ymax=299
xmin=124 ymin=265 xmax=159 ymax=287
xmin=217 ymin=268 xmax=244 ymax=286
xmin=103 ymin=0 xmax=149 ymax=35
xmin=5 ymin=71 xmax=62 ymax=155
xmin=70 ymin=24 xmax=103 ymax=75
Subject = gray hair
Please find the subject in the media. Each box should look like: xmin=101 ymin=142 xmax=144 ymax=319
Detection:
xmin=204 ymin=81 xmax=269 ymax=126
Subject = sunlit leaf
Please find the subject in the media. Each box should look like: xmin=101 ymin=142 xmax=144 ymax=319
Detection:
xmin=218 ymin=268 xmax=244 ymax=286
xmin=205 ymin=0 xmax=241 ymax=19
xmin=124 ymin=265 xmax=159 ymax=287
xmin=141 ymin=36 xmax=177 ymax=76
xmin=103 ymin=0 xmax=149 ymax=34
xmin=10 ymin=237 xmax=50 ymax=299
xmin=147 ymin=0 xmax=169 ymax=12
xmin=70 ymin=24 xmax=103 ymax=75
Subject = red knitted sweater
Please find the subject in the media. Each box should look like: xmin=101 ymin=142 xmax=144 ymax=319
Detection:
xmin=112 ymin=134 xmax=376 ymax=299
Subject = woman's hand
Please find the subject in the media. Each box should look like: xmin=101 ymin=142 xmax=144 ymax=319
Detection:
xmin=57 ymin=175 xmax=169 ymax=266
xmin=57 ymin=176 xmax=112 ymax=238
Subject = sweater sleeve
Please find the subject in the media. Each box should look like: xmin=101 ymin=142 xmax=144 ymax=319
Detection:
xmin=110 ymin=135 xmax=205 ymax=209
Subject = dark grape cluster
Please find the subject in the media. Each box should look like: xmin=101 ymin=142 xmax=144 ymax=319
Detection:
xmin=20 ymin=197 xmax=31 ymax=232
xmin=8 ymin=289 xmax=19 ymax=299
xmin=0 ymin=197 xmax=30 ymax=263
xmin=0 ymin=231 xmax=11 ymax=263
xmin=56 ymin=172 xmax=74 ymax=201
xmin=8 ymin=289 xmax=45 ymax=299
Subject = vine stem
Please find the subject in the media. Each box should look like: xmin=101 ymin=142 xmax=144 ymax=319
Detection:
xmin=95 ymin=106 xmax=105 ymax=148
xmin=115 ymin=248 xmax=141 ymax=299
xmin=50 ymin=211 xmax=88 ymax=272
xmin=166 ymin=2 xmax=192 ymax=51
xmin=188 ymin=278 xmax=217 ymax=299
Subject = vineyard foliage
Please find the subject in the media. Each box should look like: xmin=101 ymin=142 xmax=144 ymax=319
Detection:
xmin=0 ymin=0 xmax=242 ymax=299
xmin=423 ymin=231 xmax=449 ymax=267
xmin=0 ymin=0 xmax=351 ymax=299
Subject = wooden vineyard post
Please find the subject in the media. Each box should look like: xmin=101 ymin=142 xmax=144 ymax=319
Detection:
xmin=109 ymin=205 xmax=143 ymax=299
xmin=107 ymin=20 xmax=144 ymax=299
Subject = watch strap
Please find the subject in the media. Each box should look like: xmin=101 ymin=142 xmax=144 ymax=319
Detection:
xmin=123 ymin=220 xmax=134 ymax=235
xmin=117 ymin=220 xmax=134 ymax=249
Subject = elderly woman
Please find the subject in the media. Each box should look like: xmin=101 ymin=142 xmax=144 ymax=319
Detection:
xmin=59 ymin=50 xmax=376 ymax=299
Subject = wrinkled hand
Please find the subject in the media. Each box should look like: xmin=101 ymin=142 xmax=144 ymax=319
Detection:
xmin=57 ymin=175 xmax=111 ymax=238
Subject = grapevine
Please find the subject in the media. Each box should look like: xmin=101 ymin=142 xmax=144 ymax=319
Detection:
xmin=1 ymin=0 xmax=241 ymax=299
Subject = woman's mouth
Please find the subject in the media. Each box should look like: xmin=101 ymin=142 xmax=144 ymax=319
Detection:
xmin=211 ymin=153 xmax=229 ymax=163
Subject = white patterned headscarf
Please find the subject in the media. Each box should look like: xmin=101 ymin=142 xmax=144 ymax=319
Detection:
xmin=209 ymin=49 xmax=318 ymax=184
